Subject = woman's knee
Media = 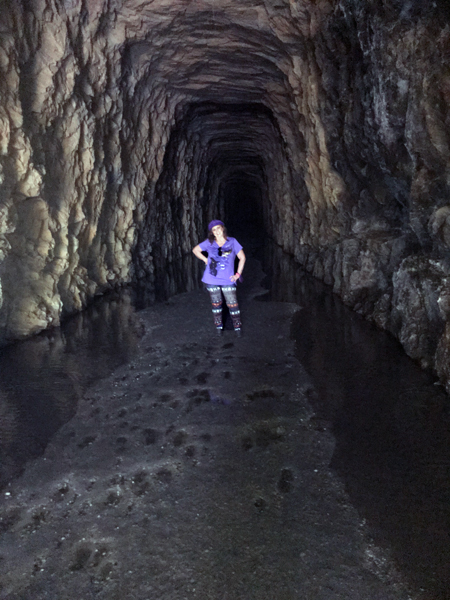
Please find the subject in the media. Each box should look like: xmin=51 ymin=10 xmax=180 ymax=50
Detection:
xmin=222 ymin=287 xmax=238 ymax=306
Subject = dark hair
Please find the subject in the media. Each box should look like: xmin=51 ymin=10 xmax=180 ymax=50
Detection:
xmin=208 ymin=226 xmax=227 ymax=243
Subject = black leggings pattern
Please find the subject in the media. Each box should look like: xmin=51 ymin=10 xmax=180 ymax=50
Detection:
xmin=206 ymin=285 xmax=242 ymax=332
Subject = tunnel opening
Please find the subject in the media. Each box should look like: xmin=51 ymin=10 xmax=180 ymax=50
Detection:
xmin=220 ymin=173 xmax=264 ymax=237
xmin=219 ymin=169 xmax=266 ymax=242
xmin=134 ymin=100 xmax=293 ymax=294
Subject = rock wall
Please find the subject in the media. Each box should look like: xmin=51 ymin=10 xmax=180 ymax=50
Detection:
xmin=1 ymin=0 xmax=450 ymax=390
xmin=313 ymin=1 xmax=450 ymax=388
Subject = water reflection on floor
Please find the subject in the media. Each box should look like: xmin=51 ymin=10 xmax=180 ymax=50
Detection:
xmin=263 ymin=242 xmax=450 ymax=600
xmin=0 ymin=291 xmax=142 ymax=490
xmin=0 ymin=254 xmax=205 ymax=492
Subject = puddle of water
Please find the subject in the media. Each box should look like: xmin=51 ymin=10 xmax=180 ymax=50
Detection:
xmin=262 ymin=242 xmax=450 ymax=600
xmin=0 ymin=290 xmax=142 ymax=490
xmin=0 ymin=253 xmax=207 ymax=492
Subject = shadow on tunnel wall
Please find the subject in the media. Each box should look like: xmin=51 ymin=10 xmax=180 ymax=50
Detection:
xmin=262 ymin=242 xmax=450 ymax=600
xmin=0 ymin=291 xmax=142 ymax=492
xmin=132 ymin=252 xmax=204 ymax=308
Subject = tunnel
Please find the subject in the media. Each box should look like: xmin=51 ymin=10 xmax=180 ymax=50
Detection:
xmin=135 ymin=101 xmax=284 ymax=277
xmin=0 ymin=0 xmax=448 ymax=390
xmin=1 ymin=0 xmax=450 ymax=598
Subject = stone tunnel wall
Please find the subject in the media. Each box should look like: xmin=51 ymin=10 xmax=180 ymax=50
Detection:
xmin=1 ymin=0 xmax=450 ymax=391
xmin=314 ymin=1 xmax=450 ymax=389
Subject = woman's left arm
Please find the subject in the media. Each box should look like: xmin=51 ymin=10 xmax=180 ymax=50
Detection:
xmin=230 ymin=249 xmax=246 ymax=283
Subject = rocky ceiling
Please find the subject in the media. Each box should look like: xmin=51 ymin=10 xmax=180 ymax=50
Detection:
xmin=1 ymin=0 xmax=450 ymax=389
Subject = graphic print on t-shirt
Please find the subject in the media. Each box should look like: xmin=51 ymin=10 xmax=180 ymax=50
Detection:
xmin=217 ymin=245 xmax=232 ymax=271
xmin=209 ymin=257 xmax=218 ymax=277
xmin=209 ymin=245 xmax=232 ymax=276
xmin=199 ymin=237 xmax=243 ymax=286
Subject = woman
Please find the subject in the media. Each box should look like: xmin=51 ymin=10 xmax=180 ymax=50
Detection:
xmin=193 ymin=220 xmax=246 ymax=336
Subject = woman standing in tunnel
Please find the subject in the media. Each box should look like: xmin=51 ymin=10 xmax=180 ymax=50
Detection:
xmin=193 ymin=220 xmax=246 ymax=336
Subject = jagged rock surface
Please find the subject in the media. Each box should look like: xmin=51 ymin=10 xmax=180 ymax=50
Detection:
xmin=1 ymin=0 xmax=450 ymax=388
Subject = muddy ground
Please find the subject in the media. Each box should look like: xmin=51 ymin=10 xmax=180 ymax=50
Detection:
xmin=0 ymin=261 xmax=414 ymax=599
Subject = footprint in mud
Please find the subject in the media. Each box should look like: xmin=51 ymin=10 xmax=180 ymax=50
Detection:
xmin=195 ymin=372 xmax=210 ymax=384
xmin=0 ymin=506 xmax=21 ymax=534
xmin=130 ymin=471 xmax=150 ymax=496
xmin=173 ymin=431 xmax=188 ymax=447
xmin=185 ymin=445 xmax=196 ymax=457
xmin=104 ymin=490 xmax=121 ymax=506
xmin=144 ymin=428 xmax=158 ymax=445
xmin=159 ymin=392 xmax=173 ymax=403
xmin=246 ymin=388 xmax=280 ymax=401
xmin=277 ymin=468 xmax=294 ymax=493
xmin=25 ymin=507 xmax=49 ymax=532
xmin=52 ymin=482 xmax=70 ymax=503
xmin=116 ymin=436 xmax=127 ymax=452
xmin=77 ymin=435 xmax=96 ymax=449
xmin=70 ymin=545 xmax=93 ymax=571
xmin=108 ymin=474 xmax=125 ymax=486
xmin=186 ymin=389 xmax=210 ymax=404
xmin=254 ymin=497 xmax=267 ymax=513
xmin=155 ymin=468 xmax=172 ymax=484
xmin=255 ymin=426 xmax=285 ymax=447
xmin=32 ymin=556 xmax=46 ymax=575
xmin=241 ymin=436 xmax=253 ymax=451
xmin=69 ymin=541 xmax=112 ymax=580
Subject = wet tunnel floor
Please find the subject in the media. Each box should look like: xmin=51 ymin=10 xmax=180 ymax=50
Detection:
xmin=0 ymin=251 xmax=449 ymax=599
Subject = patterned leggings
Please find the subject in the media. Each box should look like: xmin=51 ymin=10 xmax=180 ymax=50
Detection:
xmin=206 ymin=285 xmax=242 ymax=332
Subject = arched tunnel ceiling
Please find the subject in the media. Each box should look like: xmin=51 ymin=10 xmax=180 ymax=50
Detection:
xmin=120 ymin=3 xmax=313 ymax=165
xmin=2 ymin=0 xmax=450 ymax=390
xmin=123 ymin=2 xmax=315 ymax=101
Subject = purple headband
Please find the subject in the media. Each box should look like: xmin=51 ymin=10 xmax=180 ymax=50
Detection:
xmin=208 ymin=220 xmax=224 ymax=231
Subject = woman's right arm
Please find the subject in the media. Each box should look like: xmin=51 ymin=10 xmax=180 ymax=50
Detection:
xmin=192 ymin=245 xmax=208 ymax=264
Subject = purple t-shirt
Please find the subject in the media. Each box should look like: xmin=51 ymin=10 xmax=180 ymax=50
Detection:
xmin=199 ymin=237 xmax=243 ymax=286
